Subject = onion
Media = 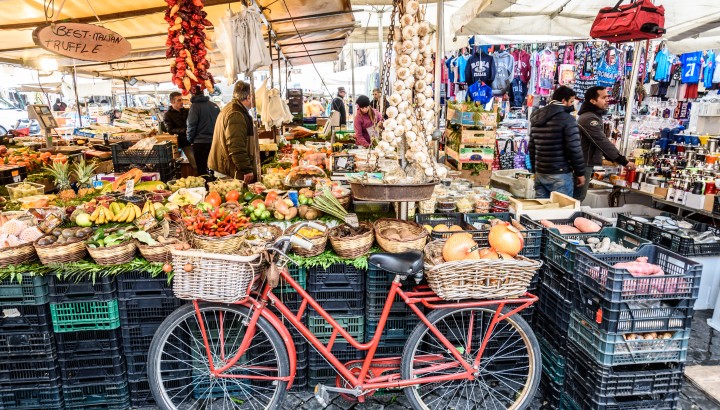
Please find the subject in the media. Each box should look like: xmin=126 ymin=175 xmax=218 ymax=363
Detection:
xmin=488 ymin=223 xmax=524 ymax=257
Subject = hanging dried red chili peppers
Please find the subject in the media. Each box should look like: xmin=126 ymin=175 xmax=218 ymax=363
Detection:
xmin=164 ymin=0 xmax=215 ymax=94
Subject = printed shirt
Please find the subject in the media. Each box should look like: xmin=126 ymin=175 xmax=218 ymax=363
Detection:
xmin=680 ymin=51 xmax=702 ymax=84
xmin=536 ymin=50 xmax=556 ymax=95
xmin=467 ymin=81 xmax=493 ymax=105
xmin=445 ymin=58 xmax=455 ymax=83
xmin=654 ymin=48 xmax=673 ymax=82
xmin=714 ymin=53 xmax=720 ymax=84
xmin=703 ymin=51 xmax=715 ymax=88
xmin=512 ymin=49 xmax=531 ymax=83
xmin=457 ymin=55 xmax=470 ymax=83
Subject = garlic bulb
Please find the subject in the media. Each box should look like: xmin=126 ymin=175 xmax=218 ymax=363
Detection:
xmin=386 ymin=106 xmax=399 ymax=119
xmin=401 ymin=14 xmax=413 ymax=27
xmin=405 ymin=0 xmax=420 ymax=15
xmin=389 ymin=93 xmax=402 ymax=106
xmin=398 ymin=54 xmax=412 ymax=68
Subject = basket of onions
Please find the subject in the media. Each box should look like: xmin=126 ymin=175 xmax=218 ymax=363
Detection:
xmin=424 ymin=221 xmax=542 ymax=300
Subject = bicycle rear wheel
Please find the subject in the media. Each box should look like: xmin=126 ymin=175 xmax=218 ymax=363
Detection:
xmin=401 ymin=307 xmax=540 ymax=410
xmin=148 ymin=303 xmax=290 ymax=409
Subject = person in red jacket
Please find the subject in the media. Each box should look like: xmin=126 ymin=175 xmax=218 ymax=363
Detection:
xmin=353 ymin=95 xmax=382 ymax=147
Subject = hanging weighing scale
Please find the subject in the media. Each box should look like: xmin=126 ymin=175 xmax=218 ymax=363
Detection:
xmin=27 ymin=104 xmax=58 ymax=148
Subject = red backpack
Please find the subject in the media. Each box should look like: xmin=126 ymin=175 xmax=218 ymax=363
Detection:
xmin=590 ymin=0 xmax=666 ymax=43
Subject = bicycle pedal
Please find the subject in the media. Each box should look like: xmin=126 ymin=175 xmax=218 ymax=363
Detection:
xmin=314 ymin=384 xmax=329 ymax=406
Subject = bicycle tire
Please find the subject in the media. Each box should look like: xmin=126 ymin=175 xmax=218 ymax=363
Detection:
xmin=400 ymin=307 xmax=541 ymax=410
xmin=148 ymin=302 xmax=290 ymax=410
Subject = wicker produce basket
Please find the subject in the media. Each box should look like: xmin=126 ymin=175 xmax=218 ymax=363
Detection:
xmin=0 ymin=242 xmax=37 ymax=267
xmin=328 ymin=222 xmax=374 ymax=259
xmin=191 ymin=231 xmax=246 ymax=254
xmin=284 ymin=222 xmax=327 ymax=257
xmin=337 ymin=194 xmax=351 ymax=210
xmin=86 ymin=240 xmax=138 ymax=266
xmin=34 ymin=238 xmax=87 ymax=265
xmin=171 ymin=248 xmax=265 ymax=303
xmin=374 ymin=218 xmax=428 ymax=253
xmin=424 ymin=240 xmax=542 ymax=300
xmin=138 ymin=243 xmax=171 ymax=263
xmin=247 ymin=223 xmax=283 ymax=246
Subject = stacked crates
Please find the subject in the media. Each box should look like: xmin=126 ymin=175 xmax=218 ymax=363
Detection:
xmin=365 ymin=265 xmax=416 ymax=357
xmin=49 ymin=274 xmax=129 ymax=409
xmin=307 ymin=263 xmax=365 ymax=386
xmin=561 ymin=245 xmax=701 ymax=409
xmin=116 ymin=271 xmax=183 ymax=408
xmin=0 ymin=272 xmax=63 ymax=409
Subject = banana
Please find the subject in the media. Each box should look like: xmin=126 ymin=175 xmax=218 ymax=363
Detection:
xmin=116 ymin=206 xmax=130 ymax=223
xmin=110 ymin=202 xmax=119 ymax=216
xmin=143 ymin=200 xmax=152 ymax=215
xmin=126 ymin=206 xmax=136 ymax=223
xmin=104 ymin=206 xmax=115 ymax=222
xmin=96 ymin=208 xmax=105 ymax=225
xmin=133 ymin=204 xmax=142 ymax=217
xmin=153 ymin=202 xmax=163 ymax=211
xmin=89 ymin=207 xmax=100 ymax=222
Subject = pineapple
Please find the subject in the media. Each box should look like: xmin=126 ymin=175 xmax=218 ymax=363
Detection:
xmin=74 ymin=158 xmax=97 ymax=189
xmin=46 ymin=161 xmax=73 ymax=197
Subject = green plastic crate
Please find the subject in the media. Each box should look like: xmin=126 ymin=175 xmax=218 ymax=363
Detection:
xmin=50 ymin=299 xmax=121 ymax=332
xmin=0 ymin=273 xmax=48 ymax=306
xmin=308 ymin=315 xmax=364 ymax=343
xmin=539 ymin=337 xmax=566 ymax=384
xmin=274 ymin=264 xmax=306 ymax=294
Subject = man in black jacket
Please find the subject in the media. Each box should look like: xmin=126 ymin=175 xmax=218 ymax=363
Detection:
xmin=187 ymin=86 xmax=220 ymax=177
xmin=164 ymin=92 xmax=195 ymax=172
xmin=574 ymin=86 xmax=636 ymax=201
xmin=528 ymin=86 xmax=585 ymax=198
xmin=331 ymin=87 xmax=347 ymax=126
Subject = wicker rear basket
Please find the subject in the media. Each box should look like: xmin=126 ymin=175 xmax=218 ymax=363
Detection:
xmin=424 ymin=240 xmax=542 ymax=300
xmin=34 ymin=238 xmax=87 ymax=265
xmin=0 ymin=242 xmax=37 ymax=267
xmin=87 ymin=240 xmax=138 ymax=266
xmin=171 ymin=249 xmax=265 ymax=303
xmin=374 ymin=218 xmax=427 ymax=253
xmin=191 ymin=231 xmax=247 ymax=254
xmin=285 ymin=222 xmax=327 ymax=257
xmin=328 ymin=222 xmax=374 ymax=258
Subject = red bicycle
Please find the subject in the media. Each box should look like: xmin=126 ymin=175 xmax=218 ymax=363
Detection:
xmin=148 ymin=221 xmax=541 ymax=409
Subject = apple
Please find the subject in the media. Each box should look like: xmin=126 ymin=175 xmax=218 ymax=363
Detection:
xmin=76 ymin=213 xmax=92 ymax=227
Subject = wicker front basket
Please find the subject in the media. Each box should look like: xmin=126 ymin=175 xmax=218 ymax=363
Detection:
xmin=171 ymin=248 xmax=265 ymax=303
xmin=0 ymin=242 xmax=37 ymax=267
xmin=285 ymin=222 xmax=327 ymax=257
xmin=86 ymin=240 xmax=138 ymax=266
xmin=34 ymin=238 xmax=87 ymax=265
xmin=374 ymin=218 xmax=428 ymax=253
xmin=424 ymin=240 xmax=543 ymax=300
xmin=328 ymin=222 xmax=374 ymax=259
xmin=191 ymin=231 xmax=247 ymax=254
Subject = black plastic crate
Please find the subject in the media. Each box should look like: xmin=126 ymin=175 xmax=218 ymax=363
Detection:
xmin=374 ymin=341 xmax=405 ymax=358
xmin=467 ymin=212 xmax=543 ymax=258
xmin=63 ymin=379 xmax=130 ymax=409
xmin=574 ymin=282 xmax=695 ymax=334
xmin=575 ymin=245 xmax=702 ymax=302
xmin=309 ymin=341 xmax=364 ymax=368
xmin=415 ymin=213 xmax=476 ymax=239
xmin=308 ymin=289 xmax=364 ymax=316
xmin=307 ymin=263 xmax=365 ymax=292
xmin=540 ymin=263 xmax=576 ymax=301
xmin=291 ymin=365 xmax=308 ymax=391
xmin=0 ymin=330 xmax=55 ymax=358
xmin=539 ymin=337 xmax=566 ymax=385
xmin=271 ymin=289 xmax=306 ymax=313
xmin=520 ymin=211 xmax=614 ymax=233
xmin=118 ymin=296 xmax=183 ymax=326
xmin=0 ymin=377 xmax=63 ymax=409
xmin=308 ymin=315 xmax=364 ymax=343
xmin=48 ymin=274 xmax=117 ymax=303
xmin=0 ymin=302 xmax=52 ymax=332
xmin=366 ymin=266 xmax=418 ymax=293
xmin=0 ymin=359 xmax=61 ymax=384
xmin=616 ymin=213 xmax=674 ymax=240
xmin=127 ymin=352 xmax=190 ymax=381
xmin=121 ymin=323 xmax=164 ymax=355
xmin=540 ymin=377 xmax=562 ymax=409
xmin=534 ymin=311 xmax=569 ymax=355
xmin=55 ymin=328 xmax=122 ymax=357
xmin=0 ymin=273 xmax=48 ymax=306
xmin=566 ymin=345 xmax=684 ymax=397
xmin=648 ymin=218 xmax=720 ymax=257
xmin=365 ymin=315 xmax=419 ymax=342
xmin=111 ymin=140 xmax=175 ymax=165
xmin=116 ymin=270 xmax=174 ymax=300
xmin=114 ymin=161 xmax=181 ymax=181
xmin=365 ymin=289 xmax=409 ymax=314
xmin=536 ymin=283 xmax=573 ymax=333
xmin=0 ymin=164 xmax=28 ymax=186
xmin=127 ymin=374 xmax=192 ymax=408
xmin=58 ymin=351 xmax=126 ymax=384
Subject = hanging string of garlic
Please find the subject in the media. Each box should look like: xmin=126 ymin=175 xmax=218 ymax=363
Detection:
xmin=376 ymin=0 xmax=447 ymax=180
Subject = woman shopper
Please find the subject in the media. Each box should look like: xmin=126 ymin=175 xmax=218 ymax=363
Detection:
xmin=353 ymin=95 xmax=382 ymax=147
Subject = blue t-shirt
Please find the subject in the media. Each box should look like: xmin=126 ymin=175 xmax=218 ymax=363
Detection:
xmin=681 ymin=52 xmax=702 ymax=84
xmin=704 ymin=51 xmax=716 ymax=89
xmin=654 ymin=48 xmax=672 ymax=82
xmin=467 ymin=81 xmax=493 ymax=104
xmin=445 ymin=58 xmax=455 ymax=83
xmin=457 ymin=55 xmax=470 ymax=83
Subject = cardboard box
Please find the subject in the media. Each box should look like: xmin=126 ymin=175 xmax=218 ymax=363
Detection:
xmin=461 ymin=129 xmax=495 ymax=145
xmin=654 ymin=187 xmax=669 ymax=199
xmin=447 ymin=109 xmax=497 ymax=127
xmin=509 ymin=191 xmax=580 ymax=220
xmin=640 ymin=183 xmax=658 ymax=194
xmin=684 ymin=193 xmax=715 ymax=212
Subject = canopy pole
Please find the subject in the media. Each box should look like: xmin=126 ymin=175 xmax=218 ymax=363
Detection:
xmin=250 ymin=74 xmax=261 ymax=178
xmin=434 ymin=0 xmax=443 ymax=127
xmin=621 ymin=41 xmax=643 ymax=156
xmin=350 ymin=44 xmax=355 ymax=113
xmin=123 ymin=79 xmax=129 ymax=109
xmin=377 ymin=9 xmax=383 ymax=90
xmin=72 ymin=65 xmax=82 ymax=128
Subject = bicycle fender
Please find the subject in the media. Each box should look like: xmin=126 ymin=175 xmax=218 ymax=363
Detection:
xmin=239 ymin=300 xmax=298 ymax=389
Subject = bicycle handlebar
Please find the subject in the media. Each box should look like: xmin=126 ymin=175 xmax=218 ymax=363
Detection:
xmin=289 ymin=235 xmax=313 ymax=250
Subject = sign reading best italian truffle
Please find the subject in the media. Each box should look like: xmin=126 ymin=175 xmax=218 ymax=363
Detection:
xmin=32 ymin=23 xmax=132 ymax=62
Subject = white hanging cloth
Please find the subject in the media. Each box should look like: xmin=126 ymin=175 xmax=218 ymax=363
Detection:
xmin=228 ymin=5 xmax=271 ymax=76
xmin=264 ymin=88 xmax=294 ymax=130
xmin=215 ymin=8 xmax=240 ymax=84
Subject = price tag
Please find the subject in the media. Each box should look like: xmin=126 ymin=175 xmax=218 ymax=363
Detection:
xmin=344 ymin=213 xmax=359 ymax=228
xmin=125 ymin=178 xmax=135 ymax=197
xmin=336 ymin=157 xmax=348 ymax=169
xmin=12 ymin=175 xmax=21 ymax=183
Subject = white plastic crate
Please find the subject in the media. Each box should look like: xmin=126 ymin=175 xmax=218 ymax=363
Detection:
xmin=580 ymin=204 xmax=665 ymax=225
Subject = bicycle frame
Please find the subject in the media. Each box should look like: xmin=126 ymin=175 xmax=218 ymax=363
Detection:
xmin=193 ymin=267 xmax=538 ymax=394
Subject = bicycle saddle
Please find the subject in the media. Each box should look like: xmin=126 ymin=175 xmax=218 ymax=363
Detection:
xmin=368 ymin=250 xmax=423 ymax=275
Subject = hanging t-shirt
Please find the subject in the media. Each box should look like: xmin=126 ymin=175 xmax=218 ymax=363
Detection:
xmin=529 ymin=51 xmax=539 ymax=93
xmin=575 ymin=45 xmax=599 ymax=98
xmin=457 ymin=54 xmax=470 ymax=83
xmin=714 ymin=53 xmax=720 ymax=84
xmin=445 ymin=57 xmax=455 ymax=83
xmin=596 ymin=48 xmax=621 ymax=87
xmin=654 ymin=48 xmax=673 ymax=82
xmin=509 ymin=77 xmax=527 ymax=107
xmin=681 ymin=51 xmax=702 ymax=84
xmin=467 ymin=81 xmax=493 ymax=105
xmin=512 ymin=49 xmax=531 ymax=83
xmin=703 ymin=51 xmax=716 ymax=89
xmin=536 ymin=50 xmax=557 ymax=95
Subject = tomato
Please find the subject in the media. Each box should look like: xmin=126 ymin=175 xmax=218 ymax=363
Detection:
xmin=225 ymin=190 xmax=240 ymax=202
xmin=251 ymin=198 xmax=264 ymax=208
xmin=264 ymin=191 xmax=278 ymax=207
xmin=205 ymin=192 xmax=222 ymax=207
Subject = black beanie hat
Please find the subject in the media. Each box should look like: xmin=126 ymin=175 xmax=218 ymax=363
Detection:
xmin=356 ymin=95 xmax=371 ymax=108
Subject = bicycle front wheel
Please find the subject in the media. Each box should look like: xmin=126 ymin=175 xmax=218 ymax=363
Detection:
xmin=401 ymin=307 xmax=540 ymax=410
xmin=148 ymin=303 xmax=290 ymax=409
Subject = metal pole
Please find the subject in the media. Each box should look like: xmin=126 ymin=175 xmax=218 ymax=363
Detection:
xmin=621 ymin=41 xmax=643 ymax=156
xmin=434 ymin=0 xmax=443 ymax=126
xmin=71 ymin=65 xmax=83 ymax=127
xmin=377 ymin=9 xmax=383 ymax=90
xmin=123 ymin=80 xmax=129 ymax=109
xmin=249 ymin=75 xmax=261 ymax=178
xmin=268 ymin=35 xmax=274 ymax=87
xmin=350 ymin=44 xmax=356 ymax=120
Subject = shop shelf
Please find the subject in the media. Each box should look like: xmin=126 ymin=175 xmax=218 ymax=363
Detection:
xmin=0 ymin=359 xmax=60 ymax=384
xmin=118 ymin=296 xmax=183 ymax=326
xmin=0 ymin=302 xmax=52 ymax=332
xmin=567 ymin=311 xmax=689 ymax=366
xmin=308 ymin=289 xmax=364 ymax=316
xmin=0 ymin=377 xmax=64 ymax=410
xmin=365 ymin=315 xmax=419 ymax=342
xmin=616 ymin=213 xmax=673 ymax=240
xmin=543 ymin=227 xmax=650 ymax=274
xmin=534 ymin=311 xmax=569 ymax=355
xmin=48 ymin=274 xmax=116 ymax=303
xmin=308 ymin=315 xmax=364 ymax=343
xmin=63 ymin=380 xmax=130 ymax=409
xmin=540 ymin=262 xmax=575 ymax=301
xmin=111 ymin=140 xmax=174 ymax=165
xmin=415 ymin=213 xmax=476 ymax=239
xmin=54 ymin=329 xmax=123 ymax=356
xmin=307 ymin=263 xmax=365 ymax=292
xmin=566 ymin=346 xmax=684 ymax=397
xmin=116 ymin=270 xmax=174 ymax=300
xmin=539 ymin=337 xmax=566 ymax=385
xmin=574 ymin=282 xmax=695 ymax=334
xmin=274 ymin=263 xmax=306 ymax=293
xmin=574 ymin=245 xmax=702 ymax=302
xmin=0 ymin=330 xmax=55 ymax=358
xmin=647 ymin=218 xmax=720 ymax=257
xmin=467 ymin=212 xmax=543 ymax=258
xmin=0 ymin=273 xmax=48 ymax=306
xmin=365 ymin=289 xmax=409 ymax=314
xmin=536 ymin=283 xmax=573 ymax=333
xmin=50 ymin=299 xmax=121 ymax=333
xmin=540 ymin=377 xmax=562 ymax=409
xmin=564 ymin=371 xmax=680 ymax=410
xmin=309 ymin=341 xmax=364 ymax=368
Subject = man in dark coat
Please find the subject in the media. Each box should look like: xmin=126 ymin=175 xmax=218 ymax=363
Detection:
xmin=331 ymin=87 xmax=347 ymax=126
xmin=163 ymin=92 xmax=195 ymax=172
xmin=528 ymin=86 xmax=585 ymax=198
xmin=370 ymin=88 xmax=389 ymax=119
xmin=187 ymin=86 xmax=220 ymax=177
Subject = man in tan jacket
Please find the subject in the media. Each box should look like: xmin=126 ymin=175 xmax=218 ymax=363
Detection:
xmin=208 ymin=81 xmax=257 ymax=183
